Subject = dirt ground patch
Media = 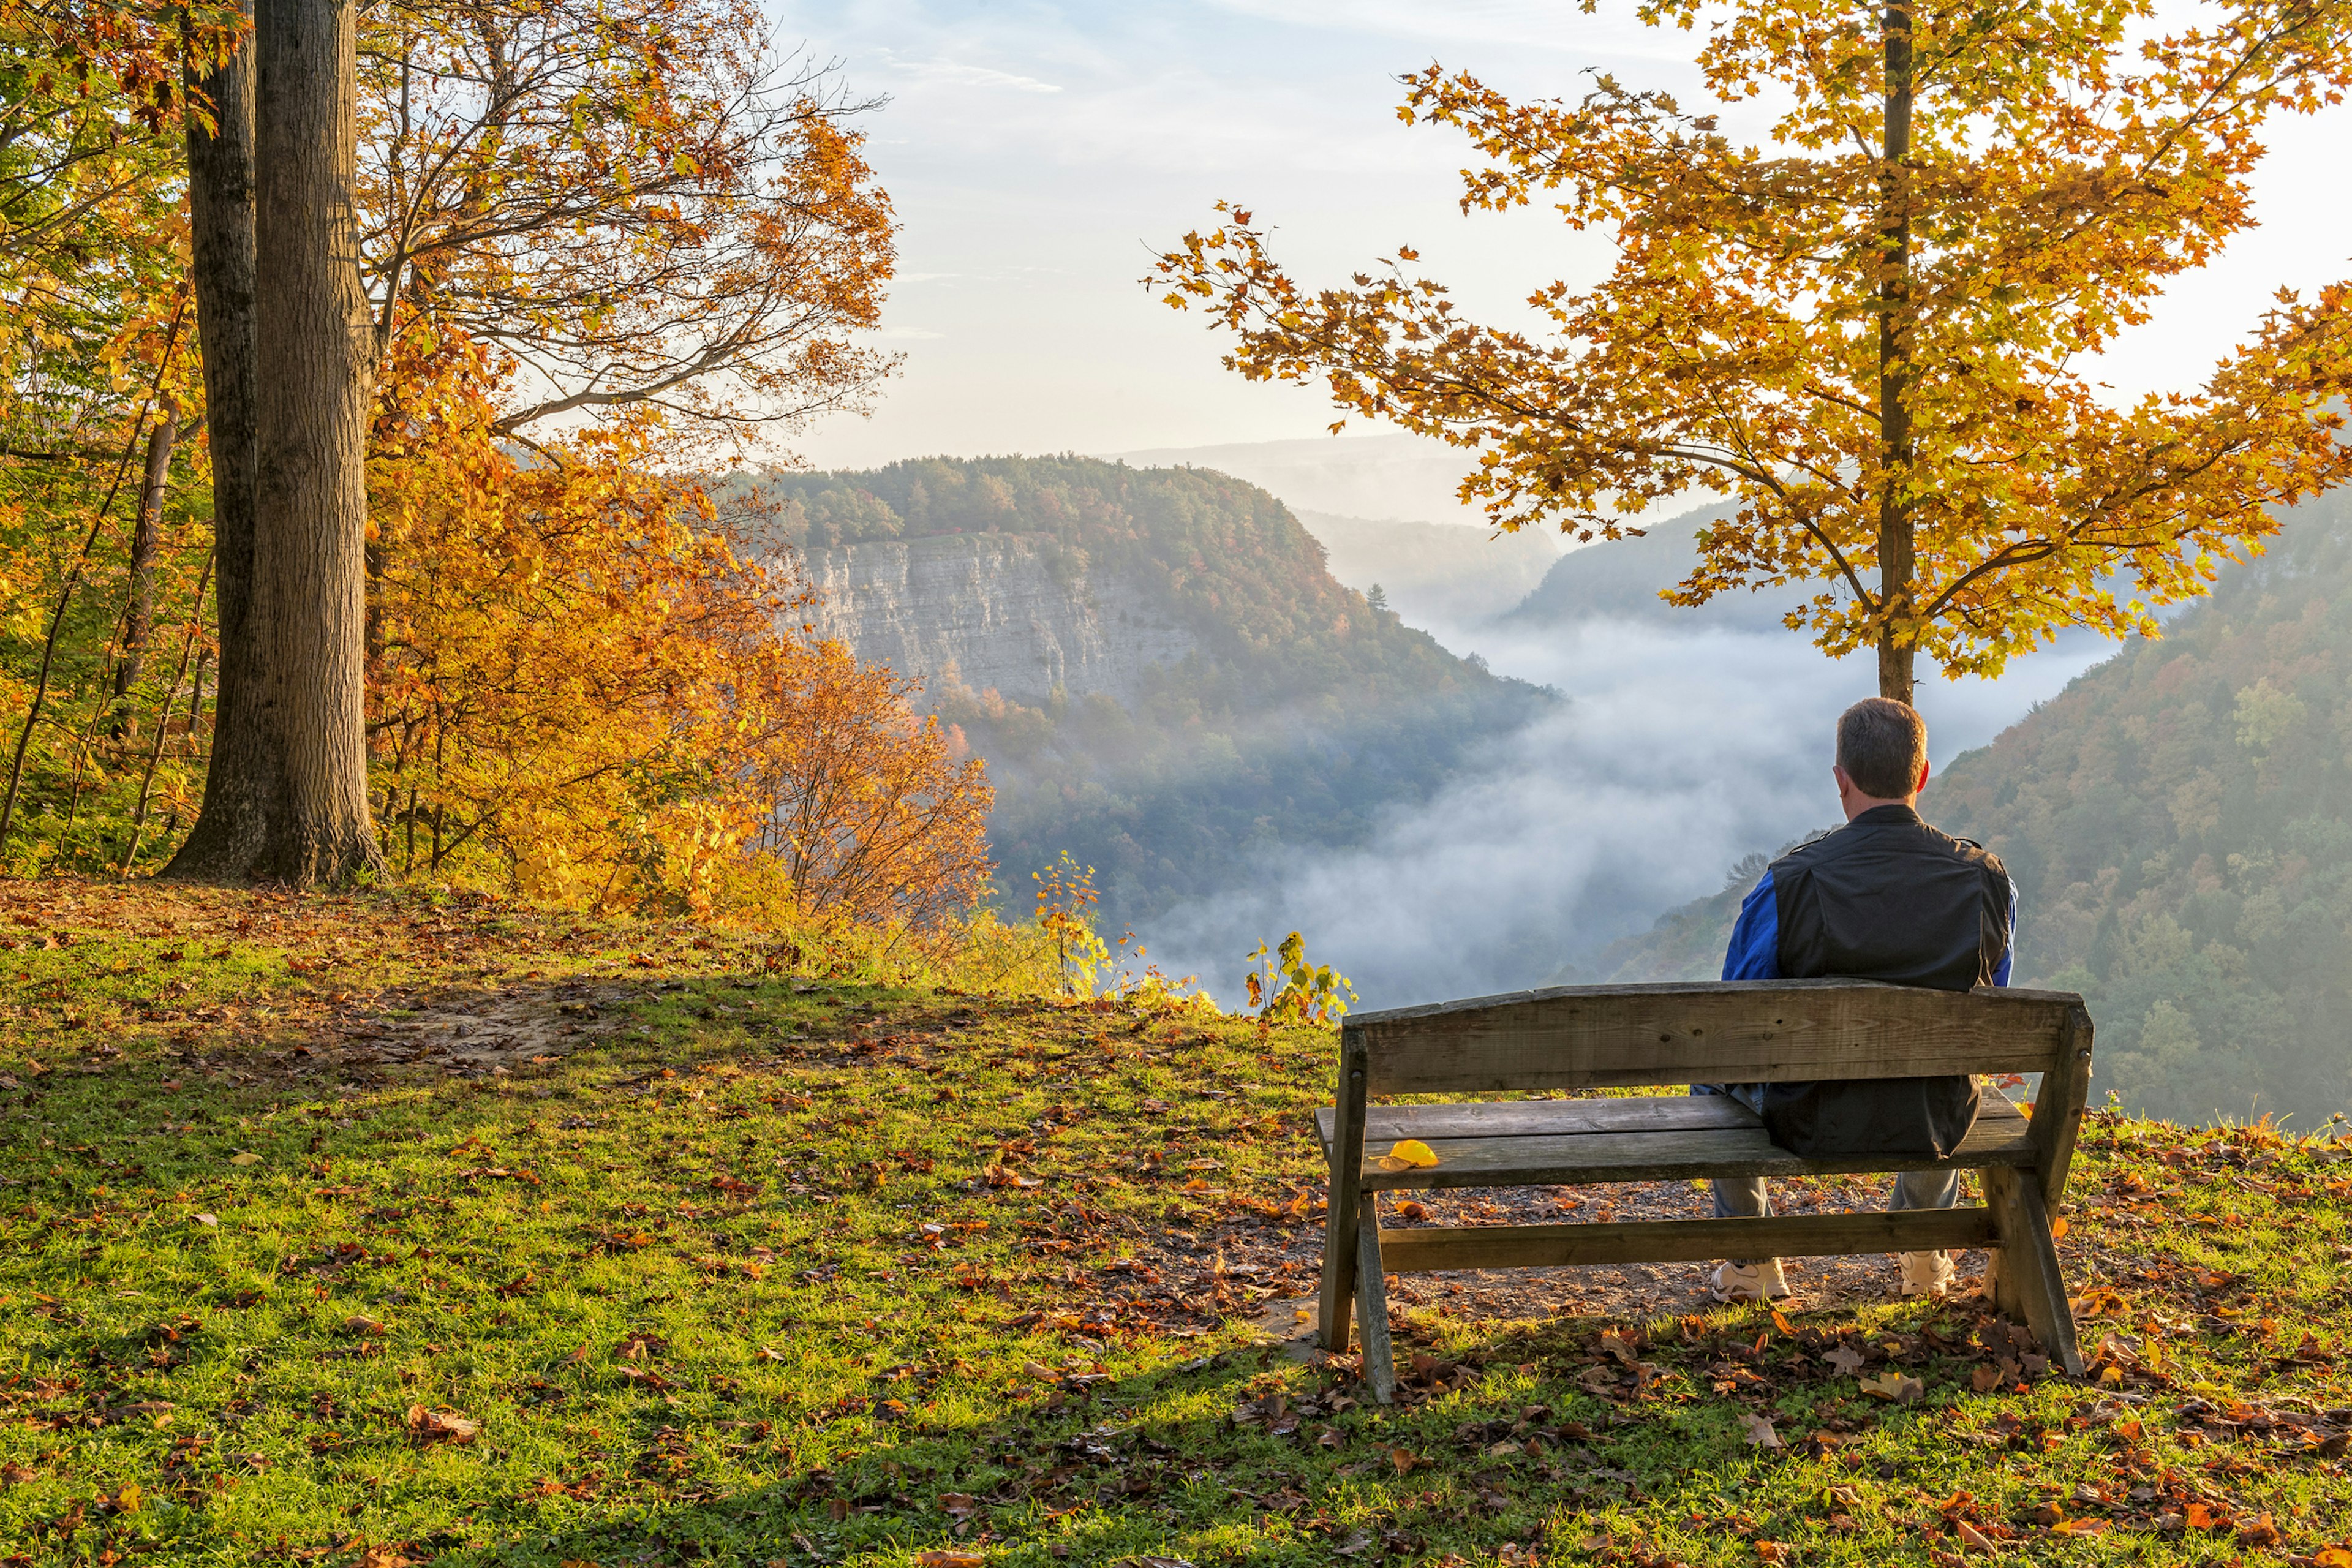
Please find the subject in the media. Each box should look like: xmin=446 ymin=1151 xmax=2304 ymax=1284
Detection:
xmin=1224 ymin=1175 xmax=1994 ymax=1350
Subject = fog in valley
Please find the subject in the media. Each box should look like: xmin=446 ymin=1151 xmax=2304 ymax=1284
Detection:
xmin=1112 ymin=439 xmax=2120 ymax=1011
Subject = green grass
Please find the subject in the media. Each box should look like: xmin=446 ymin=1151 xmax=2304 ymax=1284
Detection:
xmin=4 ymin=877 xmax=2351 ymax=1567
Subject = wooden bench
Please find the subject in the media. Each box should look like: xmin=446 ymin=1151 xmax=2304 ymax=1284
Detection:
xmin=1315 ymin=978 xmax=2093 ymax=1401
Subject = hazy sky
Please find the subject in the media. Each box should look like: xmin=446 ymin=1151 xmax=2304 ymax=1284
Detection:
xmin=780 ymin=0 xmax=2352 ymax=481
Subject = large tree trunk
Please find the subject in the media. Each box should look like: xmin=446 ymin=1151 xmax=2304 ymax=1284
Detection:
xmin=171 ymin=0 xmax=386 ymax=884
xmin=248 ymin=0 xmax=383 ymax=883
xmin=165 ymin=2 xmax=279 ymax=876
xmin=1875 ymin=0 xmax=1918 ymax=706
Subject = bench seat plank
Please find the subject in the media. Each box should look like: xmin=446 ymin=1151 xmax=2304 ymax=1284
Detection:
xmin=1313 ymin=1095 xmax=1761 ymax=1153
xmin=1319 ymin=1085 xmax=2024 ymax=1180
xmin=1358 ymin=1096 xmax=2030 ymax=1190
xmin=1376 ymin=1207 xmax=2001 ymax=1272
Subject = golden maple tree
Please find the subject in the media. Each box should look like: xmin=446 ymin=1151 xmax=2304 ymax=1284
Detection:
xmin=365 ymin=319 xmax=992 ymax=927
xmin=1154 ymin=0 xmax=2352 ymax=701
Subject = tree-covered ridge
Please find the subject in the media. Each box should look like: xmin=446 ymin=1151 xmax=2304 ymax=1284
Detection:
xmin=753 ymin=456 xmax=1554 ymax=929
xmin=756 ymin=455 xmax=1499 ymax=694
xmin=1930 ymin=489 xmax=2352 ymax=1127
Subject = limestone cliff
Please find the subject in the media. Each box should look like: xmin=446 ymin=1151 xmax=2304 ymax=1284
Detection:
xmin=796 ymin=532 xmax=1198 ymax=710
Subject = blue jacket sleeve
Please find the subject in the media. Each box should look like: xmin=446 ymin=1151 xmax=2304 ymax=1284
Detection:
xmin=1992 ymin=878 xmax=2018 ymax=987
xmin=1721 ymin=870 xmax=1782 ymax=981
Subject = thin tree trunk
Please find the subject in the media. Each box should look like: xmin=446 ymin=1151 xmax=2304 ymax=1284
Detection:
xmin=0 ymin=314 xmax=184 ymax=852
xmin=165 ymin=2 xmax=279 ymax=878
xmin=122 ymin=553 xmax=216 ymax=872
xmin=1875 ymin=0 xmax=1917 ymax=706
xmin=108 ymin=410 xmax=179 ymax=734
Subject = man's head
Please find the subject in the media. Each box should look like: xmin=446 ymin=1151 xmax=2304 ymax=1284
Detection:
xmin=1834 ymin=697 xmax=1929 ymax=818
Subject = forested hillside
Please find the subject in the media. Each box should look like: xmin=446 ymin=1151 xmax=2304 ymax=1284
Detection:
xmin=1601 ymin=493 xmax=2352 ymax=1127
xmin=752 ymin=456 xmax=1553 ymax=932
xmin=1931 ymin=489 xmax=2352 ymax=1126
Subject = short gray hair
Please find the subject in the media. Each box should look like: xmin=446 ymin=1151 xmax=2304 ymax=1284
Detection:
xmin=1837 ymin=698 xmax=1928 ymax=799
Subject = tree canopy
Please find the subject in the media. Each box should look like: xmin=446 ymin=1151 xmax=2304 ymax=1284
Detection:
xmin=1153 ymin=0 xmax=2352 ymax=701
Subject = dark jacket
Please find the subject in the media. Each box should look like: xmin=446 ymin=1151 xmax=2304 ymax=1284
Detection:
xmin=1720 ymin=804 xmax=2016 ymax=1158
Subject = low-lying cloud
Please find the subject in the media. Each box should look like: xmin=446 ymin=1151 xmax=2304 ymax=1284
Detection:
xmin=1140 ymin=616 xmax=2114 ymax=1011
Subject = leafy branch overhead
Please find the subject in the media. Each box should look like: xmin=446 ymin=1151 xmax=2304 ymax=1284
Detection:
xmin=360 ymin=0 xmax=899 ymax=446
xmin=1152 ymin=0 xmax=2352 ymax=700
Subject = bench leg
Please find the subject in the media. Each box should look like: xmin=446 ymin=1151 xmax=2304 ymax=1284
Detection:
xmin=1983 ymin=1166 xmax=2084 ymax=1377
xmin=1355 ymin=1196 xmax=1396 ymax=1404
xmin=1319 ymin=1185 xmax=1360 ymax=1353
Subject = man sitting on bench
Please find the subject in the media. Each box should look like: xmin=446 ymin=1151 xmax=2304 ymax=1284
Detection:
xmin=1702 ymin=696 xmax=2018 ymax=1304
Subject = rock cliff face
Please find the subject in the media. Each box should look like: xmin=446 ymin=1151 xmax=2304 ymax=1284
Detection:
xmin=796 ymin=532 xmax=1199 ymax=709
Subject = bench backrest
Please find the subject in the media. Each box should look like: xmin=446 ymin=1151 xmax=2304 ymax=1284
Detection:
xmin=1341 ymin=978 xmax=2088 ymax=1096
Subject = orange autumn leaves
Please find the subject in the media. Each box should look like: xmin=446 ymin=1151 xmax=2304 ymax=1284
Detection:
xmin=366 ymin=323 xmax=989 ymax=925
xmin=1153 ymin=0 xmax=2352 ymax=693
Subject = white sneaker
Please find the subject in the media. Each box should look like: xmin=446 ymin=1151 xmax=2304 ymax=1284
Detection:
xmin=1899 ymin=1250 xmax=1956 ymax=1298
xmin=1709 ymin=1259 xmax=1791 ymax=1302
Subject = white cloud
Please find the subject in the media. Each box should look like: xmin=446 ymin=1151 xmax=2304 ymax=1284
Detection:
xmin=871 ymin=50 xmax=1063 ymax=94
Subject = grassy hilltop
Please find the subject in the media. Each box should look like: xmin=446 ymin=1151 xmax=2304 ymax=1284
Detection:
xmin=4 ymin=877 xmax=2352 ymax=1567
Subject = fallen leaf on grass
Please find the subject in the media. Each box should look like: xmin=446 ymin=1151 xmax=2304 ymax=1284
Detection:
xmin=2236 ymin=1514 xmax=2282 ymax=1548
xmin=404 ymin=1406 xmax=479 ymax=1446
xmin=1969 ymin=1363 xmax=2003 ymax=1392
xmin=938 ymin=1493 xmax=981 ymax=1520
xmin=2313 ymin=1547 xmax=2352 ymax=1567
xmin=914 ymin=1553 xmax=985 ymax=1567
xmin=1858 ymin=1369 xmax=1923 ymax=1403
xmin=343 ymin=1316 xmax=387 ymax=1337
xmin=1953 ymin=1520 xmax=1996 ymax=1554
xmin=1740 ymin=1412 xmax=1782 ymax=1448
xmin=1824 ymin=1343 xmax=1866 ymax=1376
xmin=228 ymin=1152 xmax=259 ymax=1167
xmin=192 ymin=1214 xmax=217 ymax=1227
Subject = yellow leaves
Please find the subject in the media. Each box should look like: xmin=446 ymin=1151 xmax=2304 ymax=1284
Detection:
xmin=227 ymin=1151 xmax=259 ymax=1167
xmin=1857 ymin=1368 xmax=1923 ymax=1403
xmin=1386 ymin=1138 xmax=1438 ymax=1167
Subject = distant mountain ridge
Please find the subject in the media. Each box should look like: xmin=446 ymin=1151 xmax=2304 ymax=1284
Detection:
xmin=1292 ymin=510 xmax=1558 ymax=631
xmin=743 ymin=455 xmax=1554 ymax=930
xmin=1501 ymin=502 xmax=1811 ymax=632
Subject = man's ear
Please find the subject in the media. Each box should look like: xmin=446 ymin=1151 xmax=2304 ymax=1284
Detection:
xmin=1915 ymin=758 xmax=1932 ymax=795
